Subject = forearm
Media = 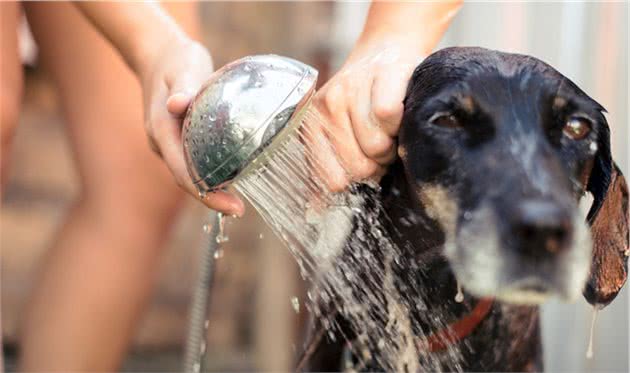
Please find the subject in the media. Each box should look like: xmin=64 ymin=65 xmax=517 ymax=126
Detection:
xmin=73 ymin=2 xmax=188 ymax=79
xmin=358 ymin=0 xmax=463 ymax=54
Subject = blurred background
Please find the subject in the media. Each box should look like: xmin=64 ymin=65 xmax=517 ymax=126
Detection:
xmin=1 ymin=1 xmax=627 ymax=372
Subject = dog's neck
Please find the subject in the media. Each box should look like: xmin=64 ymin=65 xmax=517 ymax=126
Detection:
xmin=379 ymin=161 xmax=483 ymax=324
xmin=380 ymin=160 xmax=445 ymax=261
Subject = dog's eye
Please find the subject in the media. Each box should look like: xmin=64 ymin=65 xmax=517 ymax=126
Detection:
xmin=429 ymin=112 xmax=461 ymax=128
xmin=563 ymin=116 xmax=591 ymax=140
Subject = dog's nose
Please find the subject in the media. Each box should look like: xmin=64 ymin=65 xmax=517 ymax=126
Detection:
xmin=511 ymin=199 xmax=572 ymax=258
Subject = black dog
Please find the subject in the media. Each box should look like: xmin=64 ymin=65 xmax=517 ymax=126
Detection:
xmin=301 ymin=47 xmax=628 ymax=371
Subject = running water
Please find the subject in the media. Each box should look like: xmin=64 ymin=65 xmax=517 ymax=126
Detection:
xmin=215 ymin=213 xmax=229 ymax=244
xmin=231 ymin=106 xmax=462 ymax=371
xmin=586 ymin=307 xmax=599 ymax=359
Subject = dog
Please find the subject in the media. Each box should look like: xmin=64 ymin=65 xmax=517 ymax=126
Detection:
xmin=300 ymin=47 xmax=628 ymax=371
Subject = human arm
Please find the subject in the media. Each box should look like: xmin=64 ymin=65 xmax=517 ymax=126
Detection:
xmin=73 ymin=2 xmax=245 ymax=215
xmin=313 ymin=1 xmax=463 ymax=189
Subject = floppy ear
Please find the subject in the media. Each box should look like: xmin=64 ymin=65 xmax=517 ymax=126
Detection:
xmin=583 ymin=119 xmax=629 ymax=307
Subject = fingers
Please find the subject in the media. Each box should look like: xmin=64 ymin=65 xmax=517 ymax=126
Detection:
xmin=370 ymin=62 xmax=415 ymax=136
xmin=143 ymin=40 xmax=245 ymax=214
xmin=152 ymin=101 xmax=245 ymax=216
xmin=200 ymin=190 xmax=245 ymax=217
xmin=166 ymin=92 xmax=193 ymax=117
xmin=348 ymin=70 xmax=397 ymax=166
xmin=312 ymin=60 xmax=403 ymax=190
xmin=318 ymin=82 xmax=381 ymax=182
xmin=301 ymin=112 xmax=350 ymax=193
xmin=165 ymin=42 xmax=214 ymax=116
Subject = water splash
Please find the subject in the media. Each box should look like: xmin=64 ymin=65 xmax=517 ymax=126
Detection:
xmin=232 ymin=106 xmax=462 ymax=371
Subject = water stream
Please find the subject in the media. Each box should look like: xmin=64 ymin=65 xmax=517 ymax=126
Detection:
xmin=230 ymin=107 xmax=462 ymax=371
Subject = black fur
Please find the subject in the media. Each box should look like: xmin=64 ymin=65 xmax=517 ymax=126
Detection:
xmin=301 ymin=47 xmax=626 ymax=372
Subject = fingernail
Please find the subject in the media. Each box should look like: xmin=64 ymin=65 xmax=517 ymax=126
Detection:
xmin=234 ymin=201 xmax=245 ymax=218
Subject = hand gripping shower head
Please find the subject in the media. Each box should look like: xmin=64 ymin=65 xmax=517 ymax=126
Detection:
xmin=182 ymin=55 xmax=318 ymax=195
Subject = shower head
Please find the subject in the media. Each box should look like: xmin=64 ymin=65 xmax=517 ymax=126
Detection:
xmin=182 ymin=54 xmax=318 ymax=194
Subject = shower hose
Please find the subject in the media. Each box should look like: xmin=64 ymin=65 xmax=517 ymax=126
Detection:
xmin=183 ymin=212 xmax=219 ymax=373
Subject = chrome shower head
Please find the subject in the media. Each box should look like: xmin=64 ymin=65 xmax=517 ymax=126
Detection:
xmin=182 ymin=55 xmax=318 ymax=194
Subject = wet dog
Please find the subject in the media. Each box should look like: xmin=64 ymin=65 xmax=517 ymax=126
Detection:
xmin=302 ymin=47 xmax=628 ymax=371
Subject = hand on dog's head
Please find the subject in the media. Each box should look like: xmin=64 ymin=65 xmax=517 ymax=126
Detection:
xmin=395 ymin=47 xmax=628 ymax=307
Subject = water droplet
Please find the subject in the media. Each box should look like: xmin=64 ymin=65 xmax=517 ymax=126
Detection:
xmin=215 ymin=213 xmax=229 ymax=243
xmin=463 ymin=211 xmax=472 ymax=221
xmin=202 ymin=224 xmax=212 ymax=234
xmin=198 ymin=190 xmax=207 ymax=199
xmin=589 ymin=141 xmax=598 ymax=153
xmin=328 ymin=330 xmax=336 ymax=341
xmin=455 ymin=281 xmax=464 ymax=303
xmin=213 ymin=248 xmax=224 ymax=259
xmin=291 ymin=296 xmax=300 ymax=313
xmin=259 ymin=233 xmax=264 ymax=239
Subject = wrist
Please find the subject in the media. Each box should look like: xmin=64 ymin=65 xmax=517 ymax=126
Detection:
xmin=356 ymin=1 xmax=462 ymax=59
xmin=126 ymin=6 xmax=190 ymax=81
xmin=360 ymin=29 xmax=428 ymax=50
xmin=346 ymin=32 xmax=428 ymax=66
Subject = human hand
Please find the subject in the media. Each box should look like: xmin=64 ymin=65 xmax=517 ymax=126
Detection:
xmin=140 ymin=37 xmax=245 ymax=216
xmin=310 ymin=36 xmax=426 ymax=191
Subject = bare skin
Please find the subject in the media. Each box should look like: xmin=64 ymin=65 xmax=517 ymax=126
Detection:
xmin=0 ymin=2 xmax=23 ymax=190
xmin=71 ymin=1 xmax=463 ymax=212
xmin=72 ymin=2 xmax=244 ymax=216
xmin=10 ymin=3 xmax=196 ymax=371
xmin=312 ymin=1 xmax=463 ymax=190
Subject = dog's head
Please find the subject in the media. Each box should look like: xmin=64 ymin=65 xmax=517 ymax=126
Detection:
xmin=399 ymin=47 xmax=628 ymax=306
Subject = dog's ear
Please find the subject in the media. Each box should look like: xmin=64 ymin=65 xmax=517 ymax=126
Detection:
xmin=583 ymin=118 xmax=629 ymax=307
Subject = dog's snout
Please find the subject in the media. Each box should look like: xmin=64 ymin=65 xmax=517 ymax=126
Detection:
xmin=511 ymin=199 xmax=572 ymax=258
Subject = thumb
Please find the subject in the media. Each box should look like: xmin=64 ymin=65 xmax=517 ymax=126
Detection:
xmin=166 ymin=92 xmax=194 ymax=117
xmin=166 ymin=72 xmax=205 ymax=117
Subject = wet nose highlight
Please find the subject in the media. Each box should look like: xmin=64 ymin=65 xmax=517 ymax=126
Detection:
xmin=511 ymin=199 xmax=572 ymax=257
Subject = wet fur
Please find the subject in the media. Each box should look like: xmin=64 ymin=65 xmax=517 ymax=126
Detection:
xmin=301 ymin=47 xmax=628 ymax=371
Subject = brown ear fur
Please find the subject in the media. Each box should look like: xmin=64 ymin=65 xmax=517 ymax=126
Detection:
xmin=584 ymin=164 xmax=629 ymax=306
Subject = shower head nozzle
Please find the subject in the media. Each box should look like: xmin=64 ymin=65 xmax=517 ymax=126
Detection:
xmin=182 ymin=55 xmax=318 ymax=194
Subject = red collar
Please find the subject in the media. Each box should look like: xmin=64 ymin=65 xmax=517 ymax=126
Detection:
xmin=418 ymin=298 xmax=494 ymax=352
